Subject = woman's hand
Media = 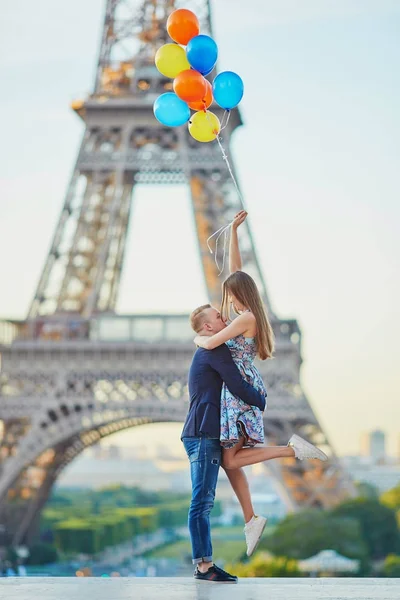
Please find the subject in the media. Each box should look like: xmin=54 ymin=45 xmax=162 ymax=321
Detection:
xmin=232 ymin=210 xmax=248 ymax=231
xmin=194 ymin=335 xmax=211 ymax=349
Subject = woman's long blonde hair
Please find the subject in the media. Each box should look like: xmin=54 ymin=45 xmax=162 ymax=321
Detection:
xmin=221 ymin=271 xmax=275 ymax=360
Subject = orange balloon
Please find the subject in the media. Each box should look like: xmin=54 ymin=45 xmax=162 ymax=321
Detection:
xmin=188 ymin=80 xmax=213 ymax=111
xmin=167 ymin=9 xmax=200 ymax=46
xmin=173 ymin=69 xmax=207 ymax=103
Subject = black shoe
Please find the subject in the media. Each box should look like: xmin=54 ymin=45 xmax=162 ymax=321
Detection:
xmin=194 ymin=564 xmax=238 ymax=583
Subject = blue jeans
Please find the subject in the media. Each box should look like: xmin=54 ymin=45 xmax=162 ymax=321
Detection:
xmin=182 ymin=437 xmax=221 ymax=564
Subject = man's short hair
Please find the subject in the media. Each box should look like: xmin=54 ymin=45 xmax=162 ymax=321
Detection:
xmin=190 ymin=304 xmax=211 ymax=333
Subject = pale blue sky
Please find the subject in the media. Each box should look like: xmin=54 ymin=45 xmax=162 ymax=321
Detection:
xmin=0 ymin=0 xmax=399 ymax=456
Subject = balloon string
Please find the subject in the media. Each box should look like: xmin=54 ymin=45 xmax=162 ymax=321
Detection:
xmin=203 ymin=110 xmax=247 ymax=275
xmin=207 ymin=221 xmax=232 ymax=276
xmin=215 ymin=133 xmax=246 ymax=210
xmin=220 ymin=110 xmax=231 ymax=131
xmin=204 ymin=109 xmax=230 ymax=274
xmin=203 ymin=110 xmax=245 ymax=274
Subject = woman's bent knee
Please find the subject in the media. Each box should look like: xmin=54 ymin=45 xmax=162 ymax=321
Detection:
xmin=222 ymin=455 xmax=236 ymax=470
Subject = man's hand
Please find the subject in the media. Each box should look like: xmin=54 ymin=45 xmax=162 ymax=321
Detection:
xmin=232 ymin=210 xmax=248 ymax=231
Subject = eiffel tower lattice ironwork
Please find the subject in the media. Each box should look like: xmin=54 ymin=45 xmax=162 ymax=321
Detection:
xmin=0 ymin=0 xmax=354 ymax=546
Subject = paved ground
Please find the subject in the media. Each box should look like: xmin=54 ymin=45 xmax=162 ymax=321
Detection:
xmin=1 ymin=577 xmax=400 ymax=600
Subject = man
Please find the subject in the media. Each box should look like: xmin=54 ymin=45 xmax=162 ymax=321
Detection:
xmin=181 ymin=304 xmax=267 ymax=583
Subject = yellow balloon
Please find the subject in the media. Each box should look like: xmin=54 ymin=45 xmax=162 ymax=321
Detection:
xmin=155 ymin=43 xmax=190 ymax=78
xmin=189 ymin=110 xmax=221 ymax=143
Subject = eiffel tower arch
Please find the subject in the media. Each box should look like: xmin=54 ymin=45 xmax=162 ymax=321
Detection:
xmin=0 ymin=0 xmax=354 ymax=546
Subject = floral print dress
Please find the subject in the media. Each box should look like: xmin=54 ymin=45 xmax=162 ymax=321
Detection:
xmin=220 ymin=334 xmax=267 ymax=448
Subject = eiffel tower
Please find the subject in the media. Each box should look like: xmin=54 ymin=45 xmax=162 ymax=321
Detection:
xmin=0 ymin=0 xmax=354 ymax=547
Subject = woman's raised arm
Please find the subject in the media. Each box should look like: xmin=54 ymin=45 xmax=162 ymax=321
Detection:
xmin=229 ymin=210 xmax=247 ymax=273
xmin=194 ymin=311 xmax=255 ymax=350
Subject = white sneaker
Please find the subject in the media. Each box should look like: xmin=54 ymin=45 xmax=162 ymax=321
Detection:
xmin=288 ymin=434 xmax=328 ymax=461
xmin=244 ymin=515 xmax=267 ymax=557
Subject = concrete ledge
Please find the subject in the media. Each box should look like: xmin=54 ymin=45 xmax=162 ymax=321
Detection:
xmin=1 ymin=577 xmax=400 ymax=600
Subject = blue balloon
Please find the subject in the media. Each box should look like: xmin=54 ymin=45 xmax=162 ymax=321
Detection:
xmin=190 ymin=65 xmax=215 ymax=76
xmin=186 ymin=35 xmax=218 ymax=76
xmin=213 ymin=71 xmax=244 ymax=110
xmin=153 ymin=93 xmax=190 ymax=127
xmin=202 ymin=65 xmax=215 ymax=76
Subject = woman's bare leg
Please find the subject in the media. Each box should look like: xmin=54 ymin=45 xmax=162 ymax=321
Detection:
xmin=224 ymin=465 xmax=254 ymax=523
xmin=223 ymin=441 xmax=295 ymax=470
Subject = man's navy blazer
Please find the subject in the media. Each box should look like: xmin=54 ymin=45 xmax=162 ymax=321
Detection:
xmin=181 ymin=344 xmax=266 ymax=439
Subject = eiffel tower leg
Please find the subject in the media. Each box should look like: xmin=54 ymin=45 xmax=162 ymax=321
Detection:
xmin=11 ymin=437 xmax=94 ymax=546
xmin=28 ymin=139 xmax=86 ymax=318
xmin=262 ymin=398 xmax=357 ymax=509
xmin=29 ymin=126 xmax=135 ymax=318
xmin=11 ymin=451 xmax=63 ymax=546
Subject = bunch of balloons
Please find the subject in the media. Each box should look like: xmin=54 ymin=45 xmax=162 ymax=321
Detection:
xmin=153 ymin=8 xmax=244 ymax=143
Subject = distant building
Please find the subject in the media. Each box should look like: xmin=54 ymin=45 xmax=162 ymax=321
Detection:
xmin=369 ymin=430 xmax=386 ymax=463
xmin=343 ymin=460 xmax=400 ymax=493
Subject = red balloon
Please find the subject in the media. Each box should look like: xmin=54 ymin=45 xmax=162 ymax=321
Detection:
xmin=167 ymin=9 xmax=200 ymax=46
xmin=173 ymin=69 xmax=207 ymax=103
xmin=188 ymin=80 xmax=213 ymax=111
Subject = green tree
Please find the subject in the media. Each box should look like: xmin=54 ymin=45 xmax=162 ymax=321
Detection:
xmin=262 ymin=510 xmax=367 ymax=560
xmin=356 ymin=482 xmax=379 ymax=500
xmin=332 ymin=498 xmax=400 ymax=559
xmin=95 ymin=516 xmax=131 ymax=547
xmin=115 ymin=507 xmax=159 ymax=534
xmin=158 ymin=501 xmax=189 ymax=527
xmin=382 ymin=554 xmax=400 ymax=577
xmin=55 ymin=519 xmax=103 ymax=555
xmin=46 ymin=491 xmax=73 ymax=507
xmin=226 ymin=554 xmax=300 ymax=577
xmin=41 ymin=486 xmax=195 ymax=555
xmin=26 ymin=543 xmax=59 ymax=565
xmin=381 ymin=485 xmax=400 ymax=511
